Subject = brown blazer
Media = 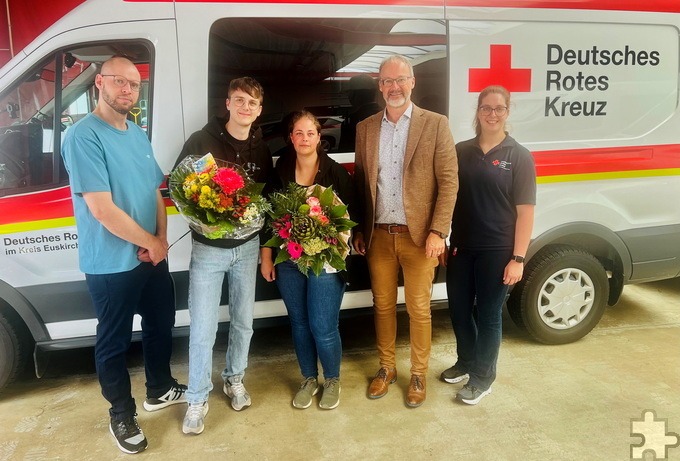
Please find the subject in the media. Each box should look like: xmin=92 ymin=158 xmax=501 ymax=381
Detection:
xmin=354 ymin=104 xmax=458 ymax=248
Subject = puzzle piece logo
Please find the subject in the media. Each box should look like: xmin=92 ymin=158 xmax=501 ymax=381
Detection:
xmin=631 ymin=410 xmax=680 ymax=460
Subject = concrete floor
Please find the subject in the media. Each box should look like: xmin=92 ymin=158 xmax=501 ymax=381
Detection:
xmin=1 ymin=278 xmax=679 ymax=461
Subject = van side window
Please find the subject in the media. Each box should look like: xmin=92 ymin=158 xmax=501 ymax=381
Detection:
xmin=0 ymin=43 xmax=151 ymax=197
xmin=208 ymin=19 xmax=448 ymax=156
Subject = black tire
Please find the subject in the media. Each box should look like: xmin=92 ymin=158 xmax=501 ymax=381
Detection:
xmin=0 ymin=311 xmax=28 ymax=391
xmin=507 ymin=246 xmax=609 ymax=344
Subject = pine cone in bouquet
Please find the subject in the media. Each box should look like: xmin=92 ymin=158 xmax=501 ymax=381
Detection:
xmin=290 ymin=215 xmax=318 ymax=240
xmin=264 ymin=183 xmax=357 ymax=276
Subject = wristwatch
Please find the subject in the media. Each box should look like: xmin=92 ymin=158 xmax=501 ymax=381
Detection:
xmin=430 ymin=229 xmax=447 ymax=239
xmin=511 ymin=255 xmax=525 ymax=263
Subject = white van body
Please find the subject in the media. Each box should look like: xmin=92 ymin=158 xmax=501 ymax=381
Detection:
xmin=0 ymin=0 xmax=678 ymax=389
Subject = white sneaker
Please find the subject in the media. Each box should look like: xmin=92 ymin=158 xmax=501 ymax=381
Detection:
xmin=223 ymin=375 xmax=252 ymax=411
xmin=182 ymin=402 xmax=209 ymax=435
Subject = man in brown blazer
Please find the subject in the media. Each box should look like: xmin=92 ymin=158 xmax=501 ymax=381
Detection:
xmin=353 ymin=55 xmax=458 ymax=407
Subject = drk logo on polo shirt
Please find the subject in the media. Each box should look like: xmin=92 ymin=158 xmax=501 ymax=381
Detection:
xmin=491 ymin=159 xmax=511 ymax=171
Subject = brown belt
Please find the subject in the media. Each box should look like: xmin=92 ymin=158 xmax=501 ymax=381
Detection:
xmin=375 ymin=223 xmax=409 ymax=234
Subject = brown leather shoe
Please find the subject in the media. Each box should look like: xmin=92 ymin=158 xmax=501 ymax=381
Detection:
xmin=406 ymin=374 xmax=426 ymax=407
xmin=367 ymin=367 xmax=397 ymax=399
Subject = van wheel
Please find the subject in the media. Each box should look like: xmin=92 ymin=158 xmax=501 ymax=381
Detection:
xmin=0 ymin=311 xmax=28 ymax=391
xmin=507 ymin=246 xmax=609 ymax=344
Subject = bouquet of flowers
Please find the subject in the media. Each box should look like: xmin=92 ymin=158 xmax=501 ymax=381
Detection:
xmin=264 ymin=183 xmax=356 ymax=276
xmin=169 ymin=153 xmax=270 ymax=239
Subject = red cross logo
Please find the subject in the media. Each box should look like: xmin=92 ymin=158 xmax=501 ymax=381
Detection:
xmin=468 ymin=44 xmax=532 ymax=92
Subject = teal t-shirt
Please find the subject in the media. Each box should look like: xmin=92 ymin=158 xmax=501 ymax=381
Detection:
xmin=62 ymin=113 xmax=164 ymax=274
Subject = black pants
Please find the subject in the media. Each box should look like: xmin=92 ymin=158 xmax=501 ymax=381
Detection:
xmin=86 ymin=260 xmax=176 ymax=420
xmin=446 ymin=248 xmax=512 ymax=391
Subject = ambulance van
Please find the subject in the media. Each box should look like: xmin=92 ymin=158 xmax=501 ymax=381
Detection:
xmin=0 ymin=0 xmax=679 ymax=390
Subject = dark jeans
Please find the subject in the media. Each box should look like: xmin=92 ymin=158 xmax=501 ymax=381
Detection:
xmin=446 ymin=248 xmax=512 ymax=391
xmin=276 ymin=261 xmax=345 ymax=379
xmin=86 ymin=260 xmax=176 ymax=420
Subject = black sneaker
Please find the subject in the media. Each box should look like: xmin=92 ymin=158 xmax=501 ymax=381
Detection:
xmin=456 ymin=384 xmax=492 ymax=405
xmin=143 ymin=380 xmax=187 ymax=411
xmin=440 ymin=365 xmax=469 ymax=384
xmin=109 ymin=415 xmax=147 ymax=454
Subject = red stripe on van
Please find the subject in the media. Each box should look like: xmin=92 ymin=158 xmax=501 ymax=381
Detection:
xmin=124 ymin=0 xmax=680 ymax=13
xmin=533 ymin=144 xmax=680 ymax=177
xmin=0 ymin=186 xmax=73 ymax=226
xmin=1 ymin=144 xmax=679 ymax=226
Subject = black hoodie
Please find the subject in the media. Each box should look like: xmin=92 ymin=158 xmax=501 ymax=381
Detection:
xmin=175 ymin=115 xmax=274 ymax=248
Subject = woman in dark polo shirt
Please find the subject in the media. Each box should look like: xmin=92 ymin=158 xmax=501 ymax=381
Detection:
xmin=441 ymin=85 xmax=536 ymax=405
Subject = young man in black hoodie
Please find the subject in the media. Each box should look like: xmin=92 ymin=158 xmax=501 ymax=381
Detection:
xmin=175 ymin=77 xmax=273 ymax=435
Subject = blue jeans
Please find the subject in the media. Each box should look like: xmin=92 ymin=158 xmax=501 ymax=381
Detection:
xmin=86 ymin=260 xmax=176 ymax=420
xmin=446 ymin=248 xmax=512 ymax=391
xmin=276 ymin=261 xmax=345 ymax=379
xmin=186 ymin=238 xmax=259 ymax=404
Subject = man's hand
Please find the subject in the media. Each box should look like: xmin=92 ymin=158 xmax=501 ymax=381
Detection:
xmin=137 ymin=236 xmax=168 ymax=265
xmin=425 ymin=232 xmax=445 ymax=259
xmin=353 ymin=232 xmax=366 ymax=255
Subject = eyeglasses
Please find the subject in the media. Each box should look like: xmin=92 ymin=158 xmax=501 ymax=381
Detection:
xmin=101 ymin=74 xmax=141 ymax=92
xmin=229 ymin=96 xmax=261 ymax=110
xmin=478 ymin=105 xmax=508 ymax=116
xmin=379 ymin=76 xmax=413 ymax=87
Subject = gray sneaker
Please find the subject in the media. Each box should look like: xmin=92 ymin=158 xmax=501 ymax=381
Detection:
xmin=456 ymin=384 xmax=492 ymax=405
xmin=319 ymin=378 xmax=341 ymax=410
xmin=292 ymin=377 xmax=319 ymax=409
xmin=224 ymin=375 xmax=252 ymax=411
xmin=182 ymin=401 xmax=209 ymax=435
xmin=440 ymin=366 xmax=469 ymax=384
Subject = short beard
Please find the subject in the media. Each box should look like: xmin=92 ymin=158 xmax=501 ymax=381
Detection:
xmin=386 ymin=96 xmax=407 ymax=108
xmin=102 ymin=91 xmax=133 ymax=115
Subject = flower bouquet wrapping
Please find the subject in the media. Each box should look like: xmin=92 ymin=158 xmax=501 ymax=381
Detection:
xmin=169 ymin=153 xmax=270 ymax=239
xmin=264 ymin=183 xmax=356 ymax=276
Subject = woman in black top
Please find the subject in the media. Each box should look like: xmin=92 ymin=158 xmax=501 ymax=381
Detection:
xmin=441 ymin=86 xmax=536 ymax=405
xmin=260 ymin=111 xmax=352 ymax=410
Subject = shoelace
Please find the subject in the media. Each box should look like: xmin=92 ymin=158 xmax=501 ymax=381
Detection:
xmin=324 ymin=378 xmax=339 ymax=390
xmin=186 ymin=404 xmax=205 ymax=420
xmin=376 ymin=368 xmax=388 ymax=380
xmin=229 ymin=381 xmax=247 ymax=396
xmin=300 ymin=378 xmax=317 ymax=390
xmin=411 ymin=376 xmax=424 ymax=391
xmin=115 ymin=414 xmax=141 ymax=436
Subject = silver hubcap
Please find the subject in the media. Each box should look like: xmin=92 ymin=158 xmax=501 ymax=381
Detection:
xmin=537 ymin=268 xmax=595 ymax=330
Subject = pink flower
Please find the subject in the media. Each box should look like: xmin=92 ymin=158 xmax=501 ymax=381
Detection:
xmin=309 ymin=205 xmax=323 ymax=216
xmin=317 ymin=215 xmax=330 ymax=225
xmin=306 ymin=196 xmax=320 ymax=207
xmin=278 ymin=222 xmax=292 ymax=239
xmin=287 ymin=242 xmax=303 ymax=259
xmin=213 ymin=167 xmax=245 ymax=195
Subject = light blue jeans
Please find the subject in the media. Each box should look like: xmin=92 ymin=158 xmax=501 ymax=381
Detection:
xmin=186 ymin=238 xmax=259 ymax=405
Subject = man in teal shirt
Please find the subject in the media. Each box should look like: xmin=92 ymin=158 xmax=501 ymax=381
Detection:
xmin=62 ymin=56 xmax=186 ymax=454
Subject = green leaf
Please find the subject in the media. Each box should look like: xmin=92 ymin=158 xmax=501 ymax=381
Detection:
xmin=334 ymin=218 xmax=357 ymax=231
xmin=329 ymin=252 xmax=346 ymax=271
xmin=251 ymin=182 xmax=265 ymax=195
xmin=263 ymin=235 xmax=283 ymax=248
xmin=319 ymin=185 xmax=335 ymax=207
xmin=206 ymin=210 xmax=216 ymax=223
xmin=274 ymin=250 xmax=291 ymax=265
xmin=311 ymin=258 xmax=324 ymax=276
xmin=329 ymin=205 xmax=347 ymax=218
